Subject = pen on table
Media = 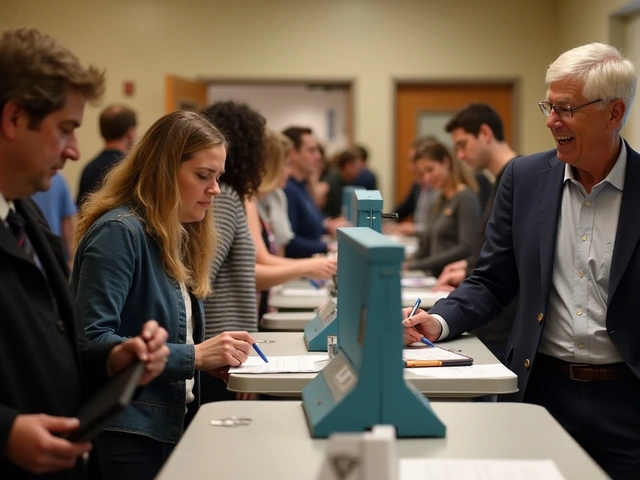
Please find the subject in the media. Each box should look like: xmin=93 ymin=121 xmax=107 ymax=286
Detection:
xmin=307 ymin=278 xmax=324 ymax=289
xmin=404 ymin=360 xmax=443 ymax=368
xmin=404 ymin=359 xmax=471 ymax=368
xmin=252 ymin=343 xmax=269 ymax=363
xmin=408 ymin=298 xmax=435 ymax=348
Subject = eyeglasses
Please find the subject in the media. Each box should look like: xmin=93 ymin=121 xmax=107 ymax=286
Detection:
xmin=538 ymin=99 xmax=602 ymax=119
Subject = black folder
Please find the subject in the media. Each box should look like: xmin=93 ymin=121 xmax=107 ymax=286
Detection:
xmin=68 ymin=360 xmax=145 ymax=442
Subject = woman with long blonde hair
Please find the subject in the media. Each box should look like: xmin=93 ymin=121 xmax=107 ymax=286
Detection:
xmin=247 ymin=129 xmax=337 ymax=320
xmin=71 ymin=110 xmax=256 ymax=480
xmin=405 ymin=140 xmax=481 ymax=277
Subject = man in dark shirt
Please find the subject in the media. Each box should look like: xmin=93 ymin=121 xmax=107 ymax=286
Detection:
xmin=434 ymin=103 xmax=518 ymax=362
xmin=352 ymin=144 xmax=378 ymax=190
xmin=0 ymin=27 xmax=168 ymax=479
xmin=76 ymin=104 xmax=136 ymax=206
xmin=323 ymin=148 xmax=366 ymax=218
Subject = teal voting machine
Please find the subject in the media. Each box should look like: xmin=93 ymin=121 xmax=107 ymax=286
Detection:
xmin=304 ymin=190 xmax=384 ymax=351
xmin=302 ymin=227 xmax=446 ymax=438
xmin=341 ymin=185 xmax=364 ymax=222
xmin=348 ymin=189 xmax=383 ymax=231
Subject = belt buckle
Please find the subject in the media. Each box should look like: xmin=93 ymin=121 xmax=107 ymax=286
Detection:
xmin=568 ymin=363 xmax=591 ymax=382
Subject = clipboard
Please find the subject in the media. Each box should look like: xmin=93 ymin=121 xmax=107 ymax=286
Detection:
xmin=68 ymin=360 xmax=144 ymax=442
xmin=402 ymin=346 xmax=473 ymax=367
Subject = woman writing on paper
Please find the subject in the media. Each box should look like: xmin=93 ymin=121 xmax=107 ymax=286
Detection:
xmin=71 ymin=111 xmax=256 ymax=480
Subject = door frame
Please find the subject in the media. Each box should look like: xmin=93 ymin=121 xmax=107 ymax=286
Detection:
xmin=199 ymin=77 xmax=355 ymax=145
xmin=393 ymin=79 xmax=521 ymax=205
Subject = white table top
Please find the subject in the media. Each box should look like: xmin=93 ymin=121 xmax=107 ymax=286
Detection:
xmin=386 ymin=234 xmax=419 ymax=258
xmin=157 ymin=401 xmax=607 ymax=480
xmin=261 ymin=311 xmax=318 ymax=330
xmin=229 ymin=332 xmax=517 ymax=399
xmin=269 ymin=287 xmax=447 ymax=311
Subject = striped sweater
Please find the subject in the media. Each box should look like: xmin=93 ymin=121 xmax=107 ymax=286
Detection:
xmin=203 ymin=183 xmax=257 ymax=338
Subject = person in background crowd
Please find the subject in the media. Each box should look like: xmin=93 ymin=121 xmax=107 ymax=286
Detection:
xmin=76 ymin=104 xmax=137 ymax=206
xmin=282 ymin=126 xmax=347 ymax=257
xmin=352 ymin=144 xmax=378 ymax=190
xmin=199 ymin=101 xmax=266 ymax=404
xmin=404 ymin=141 xmax=481 ymax=277
xmin=32 ymin=172 xmax=77 ymax=263
xmin=433 ymin=102 xmax=519 ymax=364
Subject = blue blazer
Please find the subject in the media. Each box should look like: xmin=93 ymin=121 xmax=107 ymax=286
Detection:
xmin=430 ymin=140 xmax=640 ymax=401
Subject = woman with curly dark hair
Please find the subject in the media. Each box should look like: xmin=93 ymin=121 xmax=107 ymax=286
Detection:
xmin=199 ymin=101 xmax=266 ymax=403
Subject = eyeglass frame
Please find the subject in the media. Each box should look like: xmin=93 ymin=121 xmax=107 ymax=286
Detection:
xmin=538 ymin=98 xmax=602 ymax=119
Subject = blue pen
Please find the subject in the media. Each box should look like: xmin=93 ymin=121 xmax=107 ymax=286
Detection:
xmin=408 ymin=298 xmax=435 ymax=347
xmin=252 ymin=343 xmax=269 ymax=363
xmin=307 ymin=278 xmax=324 ymax=289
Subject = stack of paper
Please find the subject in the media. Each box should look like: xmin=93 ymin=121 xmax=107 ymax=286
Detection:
xmin=229 ymin=355 xmax=330 ymax=374
xmin=403 ymin=347 xmax=471 ymax=362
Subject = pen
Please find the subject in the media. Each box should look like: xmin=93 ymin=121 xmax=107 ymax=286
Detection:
xmin=252 ymin=343 xmax=269 ymax=363
xmin=408 ymin=298 xmax=435 ymax=348
xmin=404 ymin=360 xmax=443 ymax=368
xmin=307 ymin=278 xmax=324 ymax=289
xmin=404 ymin=359 xmax=472 ymax=368
xmin=408 ymin=298 xmax=422 ymax=317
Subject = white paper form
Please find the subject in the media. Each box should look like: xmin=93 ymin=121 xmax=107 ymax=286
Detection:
xmin=228 ymin=355 xmax=330 ymax=374
xmin=400 ymin=459 xmax=566 ymax=480
xmin=402 ymin=347 xmax=471 ymax=362
xmin=407 ymin=363 xmax=517 ymax=379
xmin=279 ymin=288 xmax=329 ymax=297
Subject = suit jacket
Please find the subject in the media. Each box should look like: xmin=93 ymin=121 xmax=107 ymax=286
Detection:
xmin=430 ymin=141 xmax=640 ymax=401
xmin=0 ymin=198 xmax=114 ymax=478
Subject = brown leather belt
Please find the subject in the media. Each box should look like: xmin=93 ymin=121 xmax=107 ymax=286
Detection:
xmin=536 ymin=354 xmax=635 ymax=382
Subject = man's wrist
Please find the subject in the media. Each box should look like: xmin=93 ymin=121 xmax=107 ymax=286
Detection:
xmin=430 ymin=313 xmax=449 ymax=340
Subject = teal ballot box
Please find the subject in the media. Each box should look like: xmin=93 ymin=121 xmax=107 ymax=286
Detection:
xmin=350 ymin=190 xmax=383 ymax=232
xmin=303 ymin=296 xmax=338 ymax=352
xmin=341 ymin=186 xmax=365 ymax=222
xmin=302 ymin=227 xmax=446 ymax=438
xmin=304 ymin=189 xmax=385 ymax=351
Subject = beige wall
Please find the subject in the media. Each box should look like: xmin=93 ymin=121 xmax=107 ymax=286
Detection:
xmin=0 ymin=0 xmax=629 ymax=202
xmin=557 ymin=0 xmax=638 ymax=144
xmin=557 ymin=0 xmax=630 ymax=51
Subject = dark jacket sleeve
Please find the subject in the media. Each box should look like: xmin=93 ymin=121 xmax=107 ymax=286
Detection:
xmin=393 ymin=183 xmax=419 ymax=221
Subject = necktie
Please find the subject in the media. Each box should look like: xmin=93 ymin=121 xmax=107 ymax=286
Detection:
xmin=6 ymin=209 xmax=37 ymax=261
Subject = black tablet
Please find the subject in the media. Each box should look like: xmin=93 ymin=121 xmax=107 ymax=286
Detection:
xmin=68 ymin=360 xmax=145 ymax=442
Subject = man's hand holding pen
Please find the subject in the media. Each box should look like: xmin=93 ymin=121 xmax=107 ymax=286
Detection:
xmin=401 ymin=306 xmax=442 ymax=346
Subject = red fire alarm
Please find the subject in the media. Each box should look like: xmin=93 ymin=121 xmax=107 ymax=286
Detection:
xmin=123 ymin=81 xmax=135 ymax=97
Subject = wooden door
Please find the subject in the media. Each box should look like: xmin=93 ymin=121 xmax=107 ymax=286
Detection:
xmin=165 ymin=75 xmax=208 ymax=113
xmin=395 ymin=84 xmax=515 ymax=205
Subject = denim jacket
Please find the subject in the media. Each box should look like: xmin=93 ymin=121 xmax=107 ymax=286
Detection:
xmin=70 ymin=206 xmax=204 ymax=444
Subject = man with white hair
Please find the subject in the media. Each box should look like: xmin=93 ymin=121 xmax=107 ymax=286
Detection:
xmin=403 ymin=43 xmax=640 ymax=479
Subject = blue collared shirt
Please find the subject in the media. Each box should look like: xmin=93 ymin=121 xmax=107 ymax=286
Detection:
xmin=538 ymin=140 xmax=626 ymax=364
